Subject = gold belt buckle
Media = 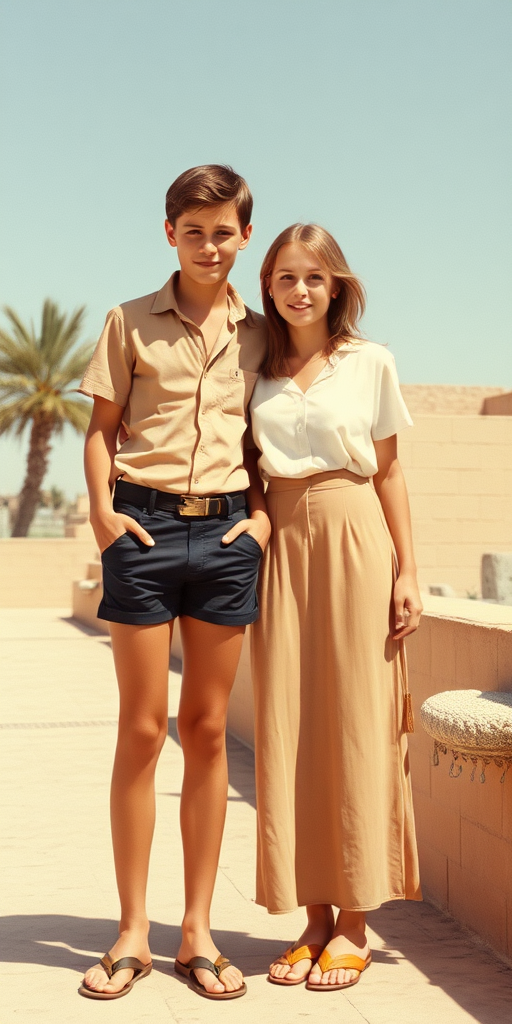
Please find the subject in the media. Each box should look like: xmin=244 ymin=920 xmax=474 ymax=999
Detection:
xmin=178 ymin=495 xmax=223 ymax=516
xmin=178 ymin=495 xmax=208 ymax=516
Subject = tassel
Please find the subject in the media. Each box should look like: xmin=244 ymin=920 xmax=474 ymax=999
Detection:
xmin=402 ymin=691 xmax=414 ymax=733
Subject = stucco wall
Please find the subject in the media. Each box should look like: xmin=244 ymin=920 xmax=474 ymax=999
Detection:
xmin=406 ymin=595 xmax=512 ymax=960
xmin=400 ymin=415 xmax=512 ymax=596
xmin=0 ymin=534 xmax=97 ymax=607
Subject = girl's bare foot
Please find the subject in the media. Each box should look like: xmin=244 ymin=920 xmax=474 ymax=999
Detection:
xmin=308 ymin=909 xmax=369 ymax=988
xmin=177 ymin=925 xmax=244 ymax=995
xmin=269 ymin=904 xmax=334 ymax=983
xmin=82 ymin=926 xmax=151 ymax=996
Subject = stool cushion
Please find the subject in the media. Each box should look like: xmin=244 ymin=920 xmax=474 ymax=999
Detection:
xmin=420 ymin=689 xmax=512 ymax=758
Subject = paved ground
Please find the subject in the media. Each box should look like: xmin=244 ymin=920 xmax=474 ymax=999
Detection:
xmin=1 ymin=608 xmax=512 ymax=1024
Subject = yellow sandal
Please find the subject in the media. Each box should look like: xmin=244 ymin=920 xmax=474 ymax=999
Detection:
xmin=268 ymin=943 xmax=323 ymax=986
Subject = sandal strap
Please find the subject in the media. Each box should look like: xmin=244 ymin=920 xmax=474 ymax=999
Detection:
xmin=187 ymin=956 xmax=220 ymax=977
xmin=284 ymin=944 xmax=322 ymax=967
xmin=99 ymin=953 xmax=113 ymax=978
xmin=318 ymin=950 xmax=369 ymax=974
xmin=215 ymin=956 xmax=232 ymax=975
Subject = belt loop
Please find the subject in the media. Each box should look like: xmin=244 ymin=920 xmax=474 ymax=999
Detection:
xmin=225 ymin=494 xmax=233 ymax=517
xmin=147 ymin=489 xmax=157 ymax=515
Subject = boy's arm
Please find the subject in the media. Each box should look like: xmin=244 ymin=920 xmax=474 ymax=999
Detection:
xmin=221 ymin=444 xmax=271 ymax=551
xmin=373 ymin=434 xmax=422 ymax=639
xmin=84 ymin=396 xmax=154 ymax=553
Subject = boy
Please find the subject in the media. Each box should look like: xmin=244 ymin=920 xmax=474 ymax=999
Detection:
xmin=78 ymin=165 xmax=269 ymax=1000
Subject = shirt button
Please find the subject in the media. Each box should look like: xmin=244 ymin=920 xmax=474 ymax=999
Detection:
xmin=297 ymin=424 xmax=302 ymax=432
xmin=194 ymin=479 xmax=199 ymax=484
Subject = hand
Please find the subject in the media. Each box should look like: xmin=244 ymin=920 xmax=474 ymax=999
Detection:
xmin=392 ymin=572 xmax=423 ymax=639
xmin=221 ymin=511 xmax=271 ymax=553
xmin=91 ymin=511 xmax=155 ymax=554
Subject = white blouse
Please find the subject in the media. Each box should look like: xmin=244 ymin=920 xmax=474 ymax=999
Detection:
xmin=250 ymin=341 xmax=412 ymax=480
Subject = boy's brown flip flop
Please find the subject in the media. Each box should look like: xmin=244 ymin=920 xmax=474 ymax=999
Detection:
xmin=78 ymin=953 xmax=152 ymax=999
xmin=175 ymin=954 xmax=247 ymax=999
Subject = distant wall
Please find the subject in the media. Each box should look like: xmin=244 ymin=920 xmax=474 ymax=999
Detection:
xmin=0 ymin=536 xmax=97 ymax=607
xmin=400 ymin=385 xmax=506 ymax=416
xmin=400 ymin=415 xmax=512 ymax=596
xmin=482 ymin=391 xmax=512 ymax=416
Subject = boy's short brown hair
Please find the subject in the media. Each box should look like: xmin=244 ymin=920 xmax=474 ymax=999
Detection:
xmin=165 ymin=164 xmax=253 ymax=230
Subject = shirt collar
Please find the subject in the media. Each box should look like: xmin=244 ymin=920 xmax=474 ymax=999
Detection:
xmin=150 ymin=272 xmax=247 ymax=325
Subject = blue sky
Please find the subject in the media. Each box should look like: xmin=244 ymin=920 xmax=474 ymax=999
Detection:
xmin=1 ymin=0 xmax=511 ymax=497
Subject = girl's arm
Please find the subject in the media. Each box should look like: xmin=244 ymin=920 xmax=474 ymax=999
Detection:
xmin=84 ymin=395 xmax=154 ymax=553
xmin=221 ymin=443 xmax=271 ymax=551
xmin=373 ymin=434 xmax=423 ymax=639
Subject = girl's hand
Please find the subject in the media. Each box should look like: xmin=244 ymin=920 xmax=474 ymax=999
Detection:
xmin=221 ymin=511 xmax=271 ymax=553
xmin=91 ymin=511 xmax=155 ymax=555
xmin=392 ymin=573 xmax=423 ymax=639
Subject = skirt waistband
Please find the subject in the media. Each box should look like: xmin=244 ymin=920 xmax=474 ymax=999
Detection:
xmin=266 ymin=469 xmax=369 ymax=492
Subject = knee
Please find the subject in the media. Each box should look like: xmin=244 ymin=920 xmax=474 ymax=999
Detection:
xmin=118 ymin=715 xmax=168 ymax=763
xmin=177 ymin=710 xmax=226 ymax=762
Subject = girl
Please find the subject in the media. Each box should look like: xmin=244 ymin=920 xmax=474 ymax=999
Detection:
xmin=247 ymin=224 xmax=422 ymax=991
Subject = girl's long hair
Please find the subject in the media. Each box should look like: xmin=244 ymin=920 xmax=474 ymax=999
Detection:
xmin=260 ymin=223 xmax=366 ymax=379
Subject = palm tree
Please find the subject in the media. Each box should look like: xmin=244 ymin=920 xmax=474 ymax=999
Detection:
xmin=0 ymin=300 xmax=93 ymax=536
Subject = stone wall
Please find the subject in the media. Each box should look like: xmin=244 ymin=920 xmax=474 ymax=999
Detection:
xmin=400 ymin=384 xmax=506 ymax=416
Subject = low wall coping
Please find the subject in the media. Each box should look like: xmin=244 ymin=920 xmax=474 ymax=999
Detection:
xmin=421 ymin=592 xmax=512 ymax=628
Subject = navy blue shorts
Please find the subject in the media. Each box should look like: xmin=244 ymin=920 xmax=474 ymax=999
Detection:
xmin=98 ymin=490 xmax=263 ymax=627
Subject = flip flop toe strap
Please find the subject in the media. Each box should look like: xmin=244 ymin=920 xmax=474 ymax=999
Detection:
xmin=318 ymin=951 xmax=369 ymax=974
xmin=284 ymin=944 xmax=322 ymax=966
xmin=98 ymin=954 xmax=150 ymax=979
xmin=187 ymin=956 xmax=220 ymax=977
xmin=215 ymin=956 xmax=233 ymax=975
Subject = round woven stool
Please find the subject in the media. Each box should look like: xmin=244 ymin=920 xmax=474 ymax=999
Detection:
xmin=420 ymin=689 xmax=512 ymax=782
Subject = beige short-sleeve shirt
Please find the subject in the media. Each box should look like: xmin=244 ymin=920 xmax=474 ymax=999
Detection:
xmin=250 ymin=340 xmax=412 ymax=480
xmin=79 ymin=273 xmax=267 ymax=494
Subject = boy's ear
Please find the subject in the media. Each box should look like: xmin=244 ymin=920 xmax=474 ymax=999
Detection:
xmin=238 ymin=223 xmax=252 ymax=250
xmin=165 ymin=220 xmax=177 ymax=248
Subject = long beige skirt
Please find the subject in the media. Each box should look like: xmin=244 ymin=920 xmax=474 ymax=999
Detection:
xmin=251 ymin=469 xmax=421 ymax=914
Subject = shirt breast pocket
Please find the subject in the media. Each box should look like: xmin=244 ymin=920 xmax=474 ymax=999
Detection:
xmin=220 ymin=367 xmax=259 ymax=415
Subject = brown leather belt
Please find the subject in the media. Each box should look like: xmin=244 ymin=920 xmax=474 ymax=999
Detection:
xmin=114 ymin=479 xmax=246 ymax=518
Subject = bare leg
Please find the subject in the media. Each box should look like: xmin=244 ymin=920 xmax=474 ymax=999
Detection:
xmin=82 ymin=620 xmax=172 ymax=994
xmin=268 ymin=903 xmax=334 ymax=982
xmin=176 ymin=616 xmax=245 ymax=995
xmin=308 ymin=908 xmax=369 ymax=988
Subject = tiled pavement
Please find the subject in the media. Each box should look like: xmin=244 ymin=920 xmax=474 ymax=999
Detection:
xmin=1 ymin=608 xmax=511 ymax=1024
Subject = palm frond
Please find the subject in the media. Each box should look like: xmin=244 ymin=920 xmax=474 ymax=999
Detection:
xmin=40 ymin=300 xmax=87 ymax=373
xmin=0 ymin=374 xmax=36 ymax=399
xmin=48 ymin=341 xmax=94 ymax=390
xmin=0 ymin=334 xmax=42 ymax=378
xmin=1 ymin=306 xmax=35 ymax=348
xmin=57 ymin=397 xmax=91 ymax=434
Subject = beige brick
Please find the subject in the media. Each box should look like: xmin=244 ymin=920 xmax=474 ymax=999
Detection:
xmin=454 ymin=622 xmax=499 ymax=690
xmin=397 ymin=439 xmax=412 ymax=467
xmin=410 ymin=443 xmax=449 ymax=469
xmin=429 ymin=616 xmax=457 ymax=688
xmin=461 ymin=520 xmax=512 ymax=544
xmin=431 ymin=495 xmax=481 ymax=519
xmin=414 ymin=790 xmax=461 ymax=862
xmin=407 ymin=616 xmax=432 ymax=679
xmin=476 ymin=443 xmax=512 ymax=470
xmin=402 ymin=467 xmax=460 ymax=495
xmin=430 ymin=758 xmax=462 ymax=813
xmin=436 ymin=545 xmax=472 ymax=568
xmin=452 ymin=417 xmax=507 ymax=444
xmin=458 ymin=469 xmax=505 ymax=495
xmin=435 ymin=443 xmax=483 ymax=470
xmin=413 ymin=518 xmax=466 ymax=544
xmin=459 ymin=761 xmax=503 ymax=834
xmin=497 ymin=630 xmax=512 ymax=692
xmin=411 ymin=416 xmax=454 ymax=442
xmin=480 ymin=495 xmax=512 ymax=521
xmin=503 ymin=774 xmax=512 ymax=842
xmin=414 ymin=543 xmax=438 ymax=568
xmin=461 ymin=818 xmax=512 ymax=895
xmin=418 ymin=843 xmax=448 ymax=908
xmin=448 ymin=858 xmax=507 ymax=953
